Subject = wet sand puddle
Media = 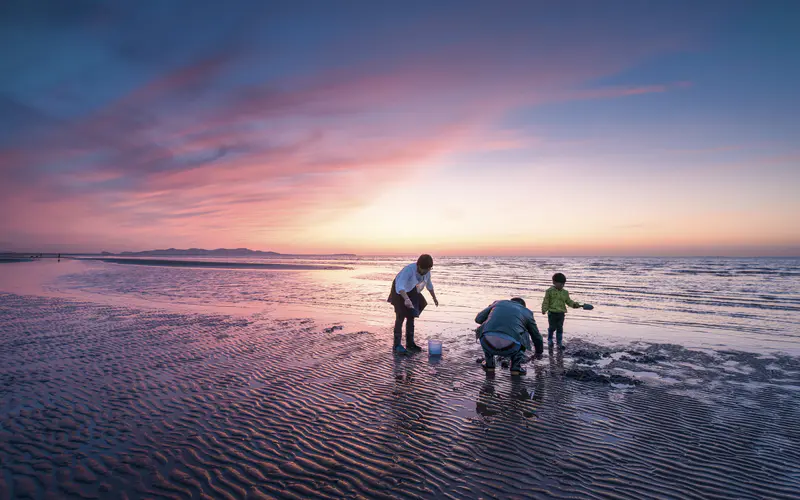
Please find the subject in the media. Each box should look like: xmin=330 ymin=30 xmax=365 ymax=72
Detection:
xmin=2 ymin=292 xmax=800 ymax=499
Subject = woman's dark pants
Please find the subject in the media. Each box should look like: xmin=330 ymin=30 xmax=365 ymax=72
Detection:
xmin=393 ymin=309 xmax=415 ymax=348
xmin=390 ymin=286 xmax=425 ymax=348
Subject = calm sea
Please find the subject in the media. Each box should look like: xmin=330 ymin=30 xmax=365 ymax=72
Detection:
xmin=49 ymin=256 xmax=800 ymax=353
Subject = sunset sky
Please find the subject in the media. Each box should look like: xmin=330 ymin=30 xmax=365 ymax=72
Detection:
xmin=1 ymin=1 xmax=798 ymax=256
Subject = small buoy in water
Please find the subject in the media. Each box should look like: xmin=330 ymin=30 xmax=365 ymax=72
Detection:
xmin=428 ymin=339 xmax=443 ymax=356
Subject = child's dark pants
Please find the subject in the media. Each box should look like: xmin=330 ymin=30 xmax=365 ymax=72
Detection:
xmin=547 ymin=312 xmax=565 ymax=345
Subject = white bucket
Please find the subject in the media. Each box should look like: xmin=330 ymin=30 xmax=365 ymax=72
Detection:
xmin=428 ymin=339 xmax=443 ymax=356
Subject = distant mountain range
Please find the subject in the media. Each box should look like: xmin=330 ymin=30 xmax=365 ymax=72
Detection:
xmin=102 ymin=248 xmax=356 ymax=257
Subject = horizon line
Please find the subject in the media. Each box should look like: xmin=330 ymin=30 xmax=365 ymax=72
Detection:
xmin=2 ymin=250 xmax=798 ymax=259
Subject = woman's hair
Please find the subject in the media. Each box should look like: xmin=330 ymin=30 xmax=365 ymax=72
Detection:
xmin=417 ymin=254 xmax=433 ymax=269
xmin=552 ymin=273 xmax=567 ymax=283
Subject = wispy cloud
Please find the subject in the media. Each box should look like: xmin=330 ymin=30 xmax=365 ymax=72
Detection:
xmin=570 ymin=81 xmax=692 ymax=101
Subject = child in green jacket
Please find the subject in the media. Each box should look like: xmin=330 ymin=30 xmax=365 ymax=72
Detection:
xmin=541 ymin=273 xmax=582 ymax=349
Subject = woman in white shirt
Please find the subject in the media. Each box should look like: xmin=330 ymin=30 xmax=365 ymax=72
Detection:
xmin=387 ymin=254 xmax=439 ymax=354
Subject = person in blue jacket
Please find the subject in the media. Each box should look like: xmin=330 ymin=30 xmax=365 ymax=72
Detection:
xmin=475 ymin=298 xmax=543 ymax=376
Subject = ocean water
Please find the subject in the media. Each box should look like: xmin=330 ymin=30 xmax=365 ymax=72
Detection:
xmin=51 ymin=256 xmax=800 ymax=353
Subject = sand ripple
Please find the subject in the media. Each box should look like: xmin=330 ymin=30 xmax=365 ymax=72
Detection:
xmin=1 ymin=292 xmax=799 ymax=499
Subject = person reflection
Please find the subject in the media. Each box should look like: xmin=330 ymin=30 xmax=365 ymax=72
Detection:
xmin=548 ymin=344 xmax=565 ymax=374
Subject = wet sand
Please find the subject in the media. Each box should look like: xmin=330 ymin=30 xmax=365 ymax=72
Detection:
xmin=2 ymin=285 xmax=800 ymax=499
xmin=80 ymin=257 xmax=351 ymax=271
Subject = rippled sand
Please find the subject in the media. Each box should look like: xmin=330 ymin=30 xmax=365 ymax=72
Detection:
xmin=2 ymin=291 xmax=799 ymax=499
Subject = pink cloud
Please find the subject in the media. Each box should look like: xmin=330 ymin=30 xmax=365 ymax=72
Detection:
xmin=1 ymin=34 xmax=695 ymax=251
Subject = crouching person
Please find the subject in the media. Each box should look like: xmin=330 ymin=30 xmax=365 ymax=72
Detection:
xmin=475 ymin=298 xmax=543 ymax=376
